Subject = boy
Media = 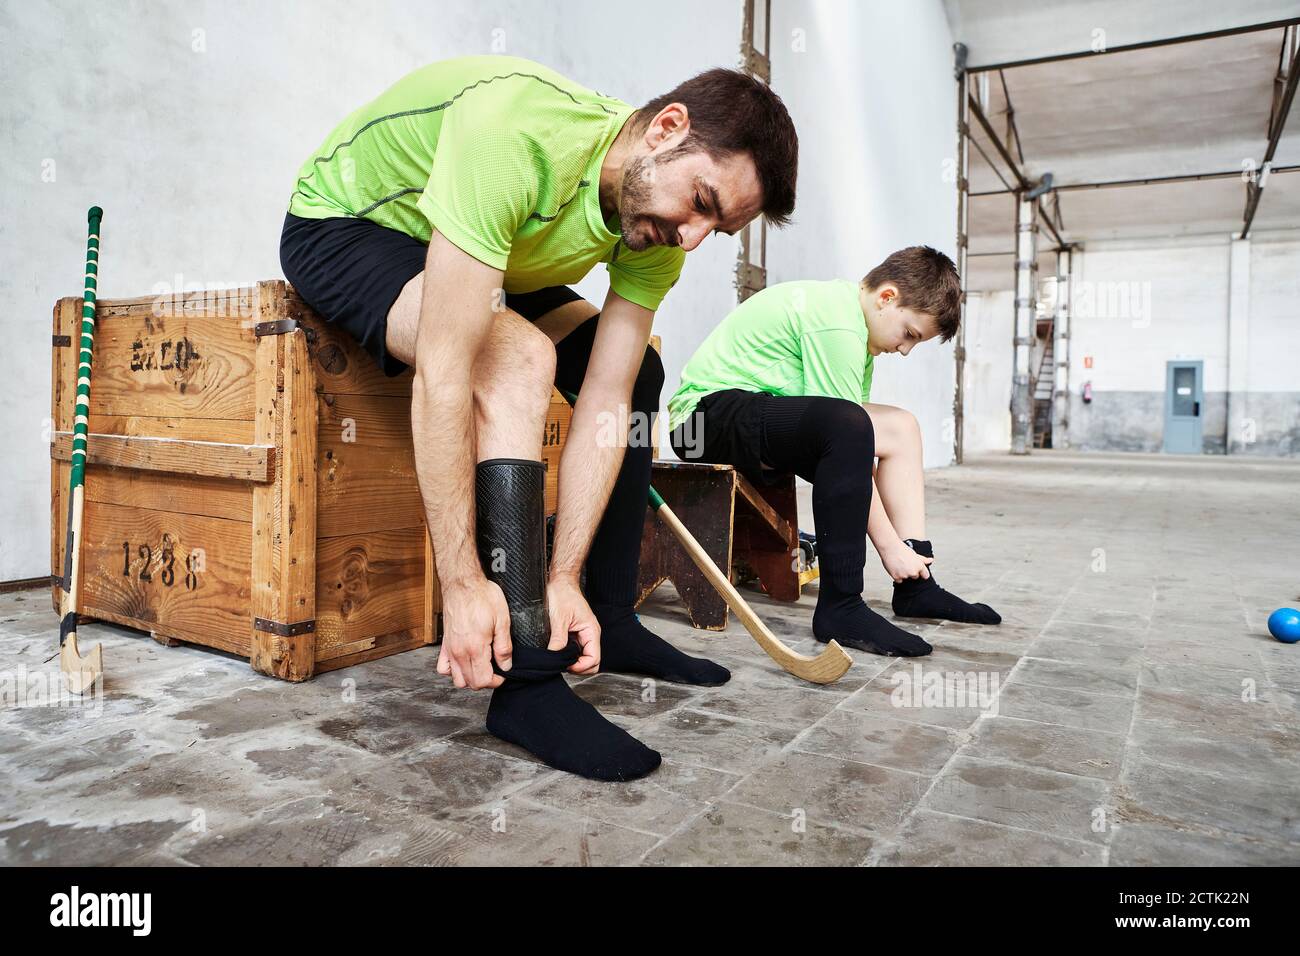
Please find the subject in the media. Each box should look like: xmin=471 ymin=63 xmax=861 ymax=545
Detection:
xmin=667 ymin=246 xmax=1000 ymax=659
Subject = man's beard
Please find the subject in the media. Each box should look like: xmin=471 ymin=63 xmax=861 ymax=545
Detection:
xmin=616 ymin=143 xmax=696 ymax=251
xmin=617 ymin=153 xmax=657 ymax=251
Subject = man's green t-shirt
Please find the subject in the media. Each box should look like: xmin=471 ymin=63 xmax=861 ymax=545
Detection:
xmin=288 ymin=55 xmax=685 ymax=310
xmin=667 ymin=279 xmax=875 ymax=431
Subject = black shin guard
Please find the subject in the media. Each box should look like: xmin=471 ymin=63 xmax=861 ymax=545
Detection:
xmin=475 ymin=459 xmax=549 ymax=648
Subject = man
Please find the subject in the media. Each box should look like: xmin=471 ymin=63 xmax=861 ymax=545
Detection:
xmin=280 ymin=56 xmax=799 ymax=781
xmin=668 ymin=246 xmax=1000 ymax=660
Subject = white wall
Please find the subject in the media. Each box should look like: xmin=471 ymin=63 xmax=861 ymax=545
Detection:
xmin=0 ymin=0 xmax=742 ymax=581
xmin=1070 ymin=240 xmax=1231 ymax=393
xmin=962 ymin=290 xmax=1014 ymax=452
xmin=766 ymin=0 xmax=959 ymax=468
xmin=1246 ymin=236 xmax=1300 ymax=392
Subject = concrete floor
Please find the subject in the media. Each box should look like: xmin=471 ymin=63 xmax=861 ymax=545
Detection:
xmin=2 ymin=451 xmax=1297 ymax=866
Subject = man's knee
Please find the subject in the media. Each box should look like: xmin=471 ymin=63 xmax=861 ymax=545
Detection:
xmin=473 ymin=322 xmax=556 ymax=418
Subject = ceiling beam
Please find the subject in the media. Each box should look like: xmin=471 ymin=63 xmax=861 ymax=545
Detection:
xmin=970 ymin=165 xmax=1300 ymax=197
xmin=968 ymin=93 xmax=1067 ymax=249
xmin=967 ymin=17 xmax=1300 ymax=73
xmin=967 ymin=93 xmax=1029 ymax=191
xmin=1241 ymin=26 xmax=1299 ymax=238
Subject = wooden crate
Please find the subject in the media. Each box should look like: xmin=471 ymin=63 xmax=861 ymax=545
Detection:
xmin=50 ymin=280 xmax=572 ymax=680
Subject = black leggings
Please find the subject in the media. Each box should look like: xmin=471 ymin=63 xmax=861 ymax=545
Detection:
xmin=550 ymin=315 xmax=664 ymax=608
xmin=673 ymin=393 xmax=876 ymax=600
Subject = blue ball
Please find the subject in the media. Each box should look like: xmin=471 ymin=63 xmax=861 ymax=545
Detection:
xmin=1267 ymin=608 xmax=1300 ymax=643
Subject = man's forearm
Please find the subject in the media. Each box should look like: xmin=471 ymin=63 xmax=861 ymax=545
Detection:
xmin=407 ymin=232 xmax=503 ymax=591
xmin=412 ymin=375 xmax=483 ymax=588
xmin=549 ymin=384 xmax=628 ymax=582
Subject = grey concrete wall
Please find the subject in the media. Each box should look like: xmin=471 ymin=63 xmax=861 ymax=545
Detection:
xmin=1069 ymin=390 xmax=1229 ymax=455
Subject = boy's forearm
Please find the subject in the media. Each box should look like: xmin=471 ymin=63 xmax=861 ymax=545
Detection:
xmin=866 ymin=474 xmax=903 ymax=555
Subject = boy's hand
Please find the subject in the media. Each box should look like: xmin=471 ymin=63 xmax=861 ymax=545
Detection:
xmin=881 ymin=541 xmax=933 ymax=583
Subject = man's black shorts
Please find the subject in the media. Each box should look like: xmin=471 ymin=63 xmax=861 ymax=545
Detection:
xmin=279 ymin=212 xmax=583 ymax=377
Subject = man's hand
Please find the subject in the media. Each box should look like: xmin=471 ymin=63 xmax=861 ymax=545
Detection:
xmin=546 ymin=577 xmax=600 ymax=675
xmin=437 ymin=577 xmax=512 ymax=689
xmin=880 ymin=541 xmax=933 ymax=583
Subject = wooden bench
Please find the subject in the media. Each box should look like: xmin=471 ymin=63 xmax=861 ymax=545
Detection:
xmin=635 ymin=460 xmax=816 ymax=630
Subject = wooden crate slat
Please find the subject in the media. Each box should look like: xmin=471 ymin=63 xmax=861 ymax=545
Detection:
xmin=316 ymin=629 xmax=428 ymax=671
xmin=82 ymin=413 xmax=256 ymax=444
xmin=51 ymin=431 xmax=273 ymax=482
xmin=250 ymin=281 xmax=316 ymax=680
xmin=316 ymin=392 xmax=423 ymax=538
xmin=81 ymin=464 xmax=254 ymax=524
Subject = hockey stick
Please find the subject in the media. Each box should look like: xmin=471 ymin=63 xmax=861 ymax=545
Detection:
xmin=558 ymin=389 xmax=851 ymax=684
xmin=57 ymin=206 xmax=106 ymax=695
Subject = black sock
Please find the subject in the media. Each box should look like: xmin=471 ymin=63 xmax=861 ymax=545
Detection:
xmin=476 ymin=460 xmax=661 ymax=781
xmin=486 ymin=643 xmax=661 ymax=782
xmin=594 ymin=604 xmax=731 ymax=686
xmin=891 ymin=540 xmax=1001 ymax=625
xmin=813 ymin=594 xmax=932 ymax=656
xmin=758 ymin=398 xmax=932 ymax=658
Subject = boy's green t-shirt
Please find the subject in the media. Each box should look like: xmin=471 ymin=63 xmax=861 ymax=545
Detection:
xmin=288 ymin=55 xmax=685 ymax=311
xmin=667 ymin=279 xmax=875 ymax=431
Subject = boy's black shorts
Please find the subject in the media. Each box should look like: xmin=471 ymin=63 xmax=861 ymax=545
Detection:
xmin=669 ymin=388 xmax=772 ymax=479
xmin=279 ymin=212 xmax=583 ymax=377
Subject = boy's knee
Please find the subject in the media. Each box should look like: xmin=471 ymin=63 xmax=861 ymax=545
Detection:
xmin=822 ymin=398 xmax=873 ymax=437
xmin=806 ymin=397 xmax=874 ymax=456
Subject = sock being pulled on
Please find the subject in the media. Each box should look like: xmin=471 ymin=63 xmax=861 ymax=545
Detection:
xmin=475 ymin=459 xmax=660 ymax=782
xmin=890 ymin=539 xmax=1002 ymax=625
xmin=594 ymin=604 xmax=730 ymax=686
xmin=486 ymin=642 xmax=661 ymax=782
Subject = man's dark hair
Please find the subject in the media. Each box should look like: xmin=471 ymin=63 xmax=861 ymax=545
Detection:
xmin=636 ymin=69 xmax=798 ymax=226
xmin=864 ymin=246 xmax=963 ymax=343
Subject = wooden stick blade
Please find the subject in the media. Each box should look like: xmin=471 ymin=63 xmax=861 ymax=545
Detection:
xmin=60 ymin=633 xmax=103 ymax=695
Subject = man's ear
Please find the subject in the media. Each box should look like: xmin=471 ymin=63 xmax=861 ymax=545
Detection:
xmin=644 ymin=103 xmax=690 ymax=150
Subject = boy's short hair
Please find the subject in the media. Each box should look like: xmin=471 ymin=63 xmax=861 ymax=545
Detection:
xmin=863 ymin=246 xmax=962 ymax=342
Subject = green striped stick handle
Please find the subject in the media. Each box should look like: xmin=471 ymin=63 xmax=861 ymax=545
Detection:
xmin=70 ymin=205 xmax=102 ymax=490
xmin=58 ymin=207 xmax=105 ymax=691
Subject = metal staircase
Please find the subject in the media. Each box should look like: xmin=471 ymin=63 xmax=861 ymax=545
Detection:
xmin=1031 ymin=323 xmax=1055 ymax=448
